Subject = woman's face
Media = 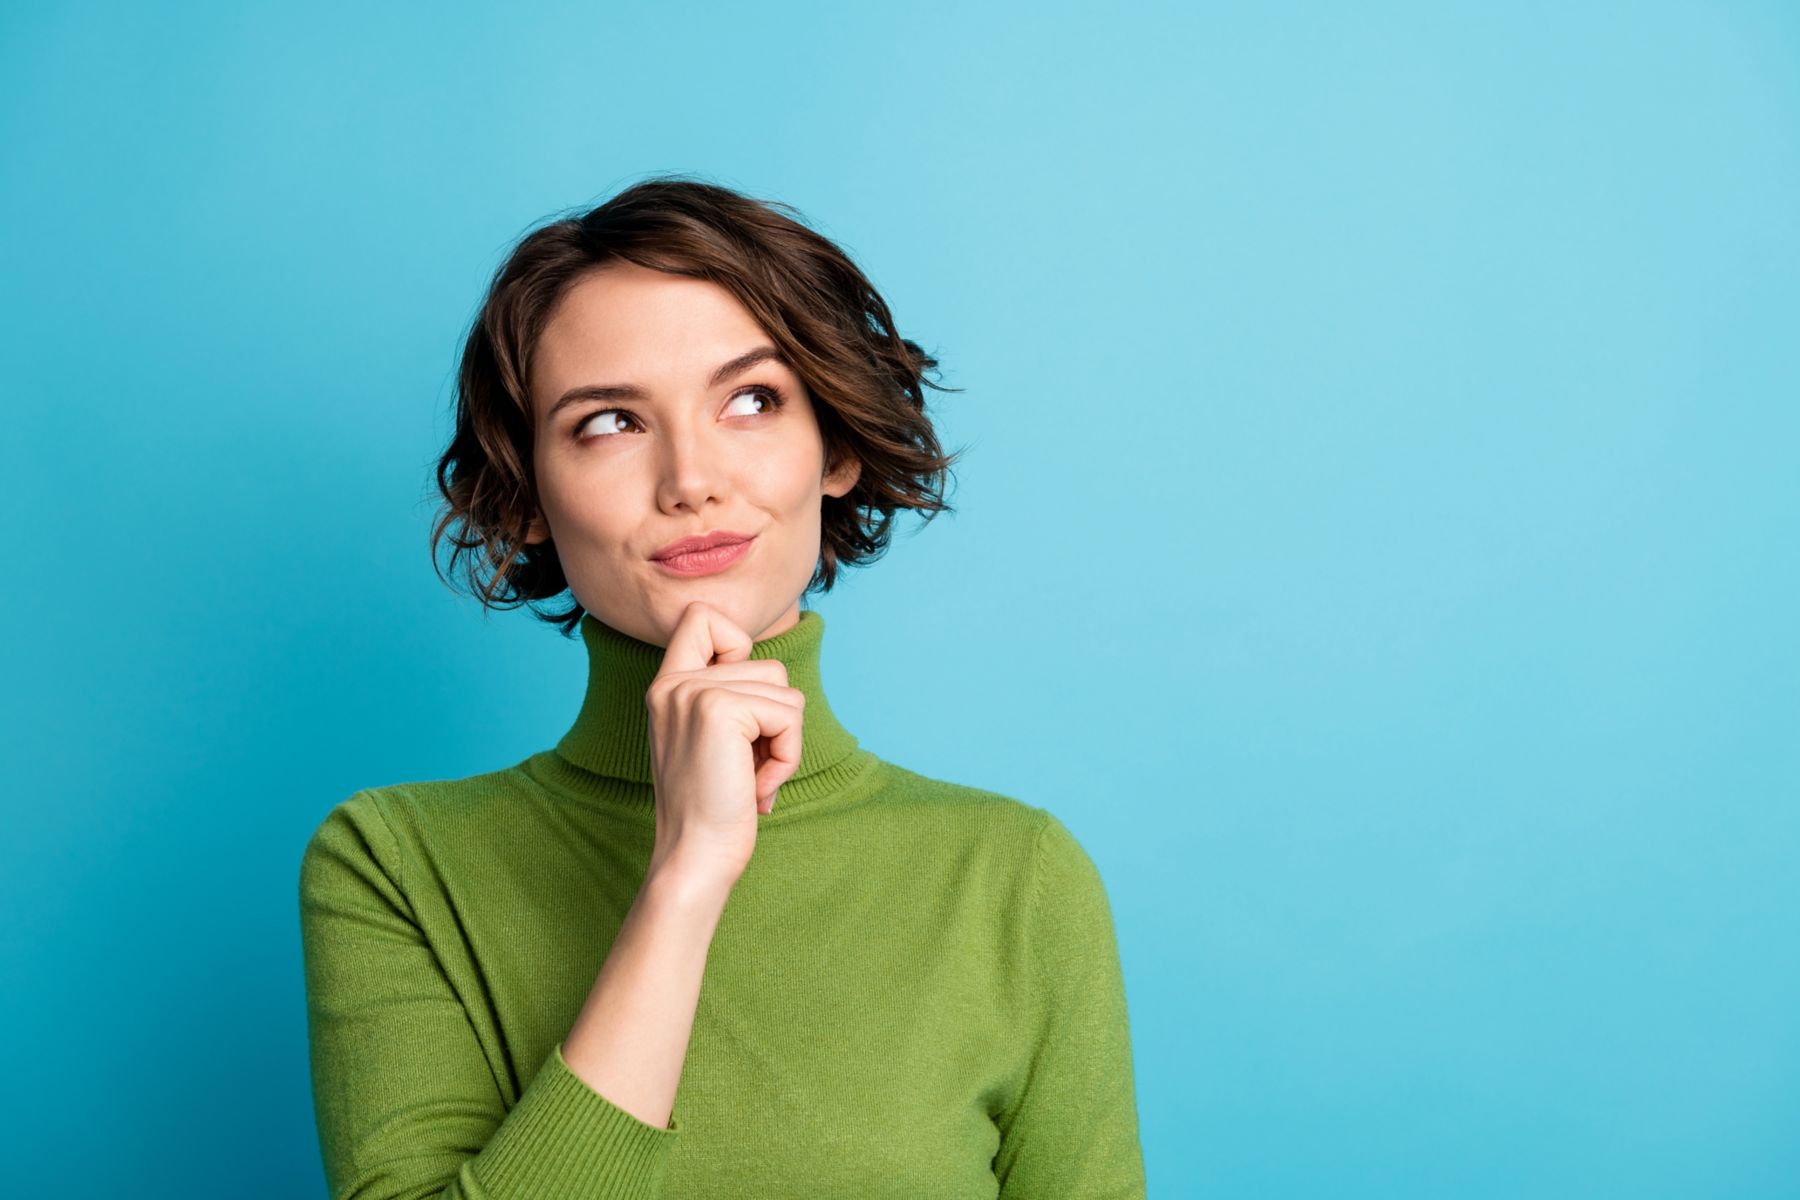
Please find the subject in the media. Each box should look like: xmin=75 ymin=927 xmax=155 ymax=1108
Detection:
xmin=523 ymin=261 xmax=860 ymax=648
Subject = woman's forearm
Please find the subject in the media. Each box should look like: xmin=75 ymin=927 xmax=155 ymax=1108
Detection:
xmin=561 ymin=856 xmax=735 ymax=1130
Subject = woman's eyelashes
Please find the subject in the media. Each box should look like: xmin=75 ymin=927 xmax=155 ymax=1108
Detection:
xmin=572 ymin=384 xmax=787 ymax=442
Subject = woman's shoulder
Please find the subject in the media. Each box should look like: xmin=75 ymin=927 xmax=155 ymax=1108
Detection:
xmin=314 ymin=761 xmax=521 ymax=819
xmin=860 ymin=759 xmax=1114 ymax=920
xmin=864 ymin=758 xmax=1079 ymax=851
xmin=299 ymin=763 xmax=539 ymax=877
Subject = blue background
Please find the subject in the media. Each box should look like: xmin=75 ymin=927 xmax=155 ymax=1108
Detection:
xmin=4 ymin=2 xmax=1797 ymax=1196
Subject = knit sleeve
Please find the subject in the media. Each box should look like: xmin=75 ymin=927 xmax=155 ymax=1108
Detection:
xmin=994 ymin=812 xmax=1148 ymax=1198
xmin=299 ymin=791 xmax=679 ymax=1200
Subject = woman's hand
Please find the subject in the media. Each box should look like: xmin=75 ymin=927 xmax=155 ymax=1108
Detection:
xmin=643 ymin=600 xmax=805 ymax=887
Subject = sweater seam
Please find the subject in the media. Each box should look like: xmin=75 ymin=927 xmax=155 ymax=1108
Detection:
xmin=1027 ymin=810 xmax=1052 ymax=1002
xmin=357 ymin=787 xmax=413 ymax=910
xmin=996 ymin=809 xmax=1054 ymax=1134
xmin=331 ymin=789 xmax=421 ymax=1183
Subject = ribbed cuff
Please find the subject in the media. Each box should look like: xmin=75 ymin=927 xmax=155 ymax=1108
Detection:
xmin=468 ymin=1041 xmax=680 ymax=1199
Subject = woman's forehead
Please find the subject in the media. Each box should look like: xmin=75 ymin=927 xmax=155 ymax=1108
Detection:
xmin=534 ymin=271 xmax=782 ymax=400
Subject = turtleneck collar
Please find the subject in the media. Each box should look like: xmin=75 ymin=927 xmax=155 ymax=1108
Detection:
xmin=532 ymin=608 xmax=880 ymax=817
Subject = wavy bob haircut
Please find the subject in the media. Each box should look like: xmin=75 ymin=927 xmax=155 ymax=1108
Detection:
xmin=429 ymin=175 xmax=964 ymax=637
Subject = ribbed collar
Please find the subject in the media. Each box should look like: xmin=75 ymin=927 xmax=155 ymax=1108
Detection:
xmin=533 ymin=608 xmax=879 ymax=817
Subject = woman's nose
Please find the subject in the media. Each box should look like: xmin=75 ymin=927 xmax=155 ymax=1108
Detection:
xmin=655 ymin=423 xmax=729 ymax=512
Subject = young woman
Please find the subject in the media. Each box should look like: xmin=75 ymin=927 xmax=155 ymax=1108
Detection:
xmin=299 ymin=175 xmax=1147 ymax=1198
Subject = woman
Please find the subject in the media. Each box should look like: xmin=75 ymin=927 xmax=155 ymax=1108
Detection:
xmin=299 ymin=176 xmax=1147 ymax=1198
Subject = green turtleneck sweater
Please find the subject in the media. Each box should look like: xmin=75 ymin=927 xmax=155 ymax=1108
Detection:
xmin=299 ymin=609 xmax=1146 ymax=1198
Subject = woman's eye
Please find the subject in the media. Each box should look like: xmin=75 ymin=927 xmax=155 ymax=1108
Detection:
xmin=726 ymin=385 xmax=786 ymax=417
xmin=574 ymin=410 xmax=638 ymax=440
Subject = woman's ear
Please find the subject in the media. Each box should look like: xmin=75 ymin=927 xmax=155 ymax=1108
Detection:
xmin=823 ymin=451 xmax=862 ymax=499
xmin=523 ymin=511 xmax=550 ymax=545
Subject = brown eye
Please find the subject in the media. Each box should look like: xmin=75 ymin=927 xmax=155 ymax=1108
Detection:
xmin=574 ymin=410 xmax=640 ymax=441
xmin=727 ymin=384 xmax=787 ymax=417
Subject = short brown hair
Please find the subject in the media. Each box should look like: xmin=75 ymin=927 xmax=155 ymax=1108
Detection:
xmin=429 ymin=174 xmax=965 ymax=637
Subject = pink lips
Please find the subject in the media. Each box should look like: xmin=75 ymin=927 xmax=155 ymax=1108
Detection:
xmin=651 ymin=535 xmax=756 ymax=576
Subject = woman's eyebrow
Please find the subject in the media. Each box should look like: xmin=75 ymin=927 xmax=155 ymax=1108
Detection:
xmin=547 ymin=345 xmax=790 ymax=419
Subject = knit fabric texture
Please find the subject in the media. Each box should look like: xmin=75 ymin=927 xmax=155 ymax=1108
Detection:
xmin=299 ymin=609 xmax=1147 ymax=1198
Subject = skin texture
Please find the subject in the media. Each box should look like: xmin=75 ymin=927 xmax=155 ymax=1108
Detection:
xmin=522 ymin=260 xmax=861 ymax=647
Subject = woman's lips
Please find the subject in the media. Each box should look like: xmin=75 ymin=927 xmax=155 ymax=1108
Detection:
xmin=652 ymin=536 xmax=756 ymax=576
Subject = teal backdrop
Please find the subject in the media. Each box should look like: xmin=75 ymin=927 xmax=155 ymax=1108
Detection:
xmin=3 ymin=2 xmax=1796 ymax=1196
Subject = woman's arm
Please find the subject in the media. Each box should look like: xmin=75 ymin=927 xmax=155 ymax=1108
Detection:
xmin=993 ymin=812 xmax=1149 ymax=1198
xmin=559 ymin=599 xmax=804 ymax=1126
xmin=300 ymin=791 xmax=704 ymax=1200
xmin=561 ymin=850 xmax=733 ymax=1129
